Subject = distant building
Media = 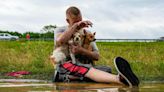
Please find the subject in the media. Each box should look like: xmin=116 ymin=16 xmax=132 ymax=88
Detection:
xmin=157 ymin=37 xmax=164 ymax=42
xmin=160 ymin=37 xmax=164 ymax=40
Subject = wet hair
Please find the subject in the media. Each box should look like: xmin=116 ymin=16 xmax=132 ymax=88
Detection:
xmin=66 ymin=6 xmax=81 ymax=17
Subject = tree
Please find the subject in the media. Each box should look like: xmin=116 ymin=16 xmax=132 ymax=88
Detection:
xmin=42 ymin=25 xmax=57 ymax=33
xmin=41 ymin=25 xmax=57 ymax=38
xmin=22 ymin=32 xmax=40 ymax=38
xmin=0 ymin=30 xmax=22 ymax=38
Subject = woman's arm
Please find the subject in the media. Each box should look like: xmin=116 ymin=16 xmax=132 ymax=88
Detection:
xmin=56 ymin=24 xmax=78 ymax=46
xmin=71 ymin=45 xmax=99 ymax=61
xmin=56 ymin=21 xmax=93 ymax=46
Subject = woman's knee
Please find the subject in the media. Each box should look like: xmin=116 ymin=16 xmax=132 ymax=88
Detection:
xmin=85 ymin=67 xmax=95 ymax=77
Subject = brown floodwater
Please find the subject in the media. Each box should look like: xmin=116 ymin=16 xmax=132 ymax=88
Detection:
xmin=0 ymin=79 xmax=164 ymax=92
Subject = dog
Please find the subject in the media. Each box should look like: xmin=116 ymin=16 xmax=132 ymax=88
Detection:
xmin=69 ymin=30 xmax=84 ymax=64
xmin=81 ymin=30 xmax=96 ymax=65
xmin=83 ymin=30 xmax=96 ymax=50
xmin=50 ymin=29 xmax=84 ymax=67
xmin=50 ymin=44 xmax=69 ymax=68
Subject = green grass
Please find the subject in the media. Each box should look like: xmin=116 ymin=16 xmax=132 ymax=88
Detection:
xmin=97 ymin=42 xmax=164 ymax=81
xmin=0 ymin=41 xmax=164 ymax=81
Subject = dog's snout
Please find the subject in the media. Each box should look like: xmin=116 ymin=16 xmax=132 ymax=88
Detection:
xmin=75 ymin=37 xmax=80 ymax=41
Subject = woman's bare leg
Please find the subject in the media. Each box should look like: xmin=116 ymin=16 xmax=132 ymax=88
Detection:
xmin=85 ymin=67 xmax=122 ymax=84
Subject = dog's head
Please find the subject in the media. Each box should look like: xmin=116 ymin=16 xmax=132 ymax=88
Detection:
xmin=84 ymin=30 xmax=96 ymax=42
xmin=73 ymin=32 xmax=81 ymax=43
xmin=72 ymin=32 xmax=84 ymax=45
xmin=68 ymin=29 xmax=85 ymax=46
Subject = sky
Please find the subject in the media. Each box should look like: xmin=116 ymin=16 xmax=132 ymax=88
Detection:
xmin=0 ymin=0 xmax=164 ymax=39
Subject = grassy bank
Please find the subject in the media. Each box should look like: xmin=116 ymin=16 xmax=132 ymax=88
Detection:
xmin=0 ymin=41 xmax=164 ymax=81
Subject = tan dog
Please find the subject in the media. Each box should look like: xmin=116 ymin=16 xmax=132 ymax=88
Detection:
xmin=83 ymin=30 xmax=96 ymax=50
xmin=82 ymin=30 xmax=96 ymax=65
xmin=69 ymin=29 xmax=85 ymax=64
xmin=50 ymin=29 xmax=84 ymax=68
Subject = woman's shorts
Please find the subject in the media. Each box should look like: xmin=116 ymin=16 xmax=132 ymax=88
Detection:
xmin=53 ymin=61 xmax=112 ymax=82
xmin=58 ymin=61 xmax=92 ymax=77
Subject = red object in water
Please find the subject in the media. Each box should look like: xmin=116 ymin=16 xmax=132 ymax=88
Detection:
xmin=6 ymin=71 xmax=31 ymax=77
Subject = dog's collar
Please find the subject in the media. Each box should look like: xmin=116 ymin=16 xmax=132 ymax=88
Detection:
xmin=93 ymin=39 xmax=96 ymax=42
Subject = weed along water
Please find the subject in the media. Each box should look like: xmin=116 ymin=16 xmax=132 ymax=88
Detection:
xmin=0 ymin=41 xmax=164 ymax=91
xmin=1 ymin=41 xmax=164 ymax=81
xmin=0 ymin=79 xmax=164 ymax=92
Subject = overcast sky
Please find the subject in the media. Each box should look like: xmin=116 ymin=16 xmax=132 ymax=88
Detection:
xmin=0 ymin=0 xmax=164 ymax=39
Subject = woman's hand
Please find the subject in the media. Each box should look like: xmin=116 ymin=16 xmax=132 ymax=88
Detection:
xmin=70 ymin=45 xmax=84 ymax=55
xmin=70 ymin=44 xmax=99 ymax=61
xmin=74 ymin=20 xmax=93 ymax=30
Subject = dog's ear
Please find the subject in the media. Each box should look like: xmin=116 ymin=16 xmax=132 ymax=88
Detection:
xmin=84 ymin=29 xmax=87 ymax=35
xmin=66 ymin=19 xmax=70 ymax=24
xmin=93 ymin=32 xmax=96 ymax=35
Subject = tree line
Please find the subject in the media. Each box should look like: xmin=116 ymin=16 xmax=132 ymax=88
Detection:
xmin=0 ymin=25 xmax=56 ymax=39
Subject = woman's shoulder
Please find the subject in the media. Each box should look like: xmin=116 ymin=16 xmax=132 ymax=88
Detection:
xmin=55 ymin=26 xmax=68 ymax=33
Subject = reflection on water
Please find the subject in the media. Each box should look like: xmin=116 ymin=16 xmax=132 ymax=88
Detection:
xmin=55 ymin=83 xmax=139 ymax=92
xmin=0 ymin=80 xmax=163 ymax=92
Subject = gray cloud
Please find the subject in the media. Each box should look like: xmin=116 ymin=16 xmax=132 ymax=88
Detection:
xmin=0 ymin=0 xmax=164 ymax=38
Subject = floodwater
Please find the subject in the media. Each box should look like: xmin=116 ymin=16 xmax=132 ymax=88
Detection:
xmin=0 ymin=79 xmax=164 ymax=92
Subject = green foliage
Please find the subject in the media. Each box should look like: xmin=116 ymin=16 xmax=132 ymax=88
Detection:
xmin=0 ymin=30 xmax=22 ymax=38
xmin=22 ymin=32 xmax=40 ymax=38
xmin=40 ymin=32 xmax=54 ymax=38
xmin=40 ymin=25 xmax=56 ymax=38
xmin=0 ymin=41 xmax=164 ymax=81
xmin=0 ymin=24 xmax=56 ymax=39
xmin=42 ymin=25 xmax=57 ymax=33
xmin=96 ymin=42 xmax=164 ymax=81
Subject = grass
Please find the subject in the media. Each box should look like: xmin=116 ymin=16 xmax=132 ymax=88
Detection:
xmin=0 ymin=41 xmax=164 ymax=81
xmin=97 ymin=42 xmax=164 ymax=81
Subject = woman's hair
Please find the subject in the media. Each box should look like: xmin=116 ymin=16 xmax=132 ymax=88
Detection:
xmin=66 ymin=6 xmax=81 ymax=17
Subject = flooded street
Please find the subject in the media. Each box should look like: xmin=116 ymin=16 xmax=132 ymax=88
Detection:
xmin=0 ymin=79 xmax=163 ymax=92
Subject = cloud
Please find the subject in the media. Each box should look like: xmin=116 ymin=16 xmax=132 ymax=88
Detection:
xmin=0 ymin=0 xmax=164 ymax=38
